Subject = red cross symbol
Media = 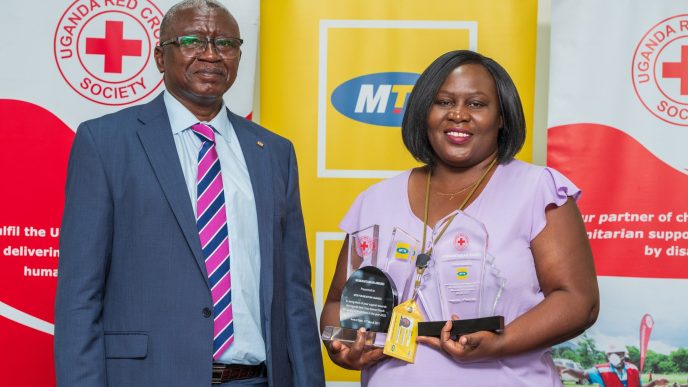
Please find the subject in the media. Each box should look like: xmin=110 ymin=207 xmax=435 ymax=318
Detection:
xmin=457 ymin=237 xmax=466 ymax=247
xmin=662 ymin=45 xmax=688 ymax=95
xmin=359 ymin=240 xmax=369 ymax=252
xmin=86 ymin=20 xmax=142 ymax=74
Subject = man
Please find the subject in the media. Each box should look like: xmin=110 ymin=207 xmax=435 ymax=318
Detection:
xmin=560 ymin=345 xmax=667 ymax=387
xmin=54 ymin=1 xmax=325 ymax=386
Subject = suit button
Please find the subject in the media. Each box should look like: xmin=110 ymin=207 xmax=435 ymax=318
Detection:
xmin=202 ymin=307 xmax=212 ymax=318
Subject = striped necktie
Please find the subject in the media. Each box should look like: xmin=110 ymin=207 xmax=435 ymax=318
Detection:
xmin=191 ymin=123 xmax=234 ymax=360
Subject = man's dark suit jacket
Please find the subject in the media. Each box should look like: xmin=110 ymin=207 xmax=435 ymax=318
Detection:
xmin=54 ymin=93 xmax=325 ymax=386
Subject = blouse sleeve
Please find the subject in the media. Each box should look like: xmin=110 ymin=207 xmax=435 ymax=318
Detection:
xmin=530 ymin=167 xmax=582 ymax=240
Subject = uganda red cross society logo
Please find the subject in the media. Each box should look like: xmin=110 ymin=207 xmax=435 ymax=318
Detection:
xmin=356 ymin=236 xmax=375 ymax=257
xmin=453 ymin=233 xmax=469 ymax=252
xmin=54 ymin=0 xmax=164 ymax=106
xmin=633 ymin=14 xmax=688 ymax=126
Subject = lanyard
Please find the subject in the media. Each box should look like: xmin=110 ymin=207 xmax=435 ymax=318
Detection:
xmin=409 ymin=157 xmax=497 ymax=303
xmin=420 ymin=157 xmax=497 ymax=257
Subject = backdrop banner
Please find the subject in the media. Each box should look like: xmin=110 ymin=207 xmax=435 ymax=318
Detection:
xmin=0 ymin=1 xmax=258 ymax=385
xmin=260 ymin=0 xmax=537 ymax=383
xmin=548 ymin=0 xmax=688 ymax=382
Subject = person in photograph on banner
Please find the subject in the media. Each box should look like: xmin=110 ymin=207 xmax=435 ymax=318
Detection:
xmin=321 ymin=50 xmax=599 ymax=386
xmin=561 ymin=344 xmax=669 ymax=387
xmin=54 ymin=0 xmax=325 ymax=386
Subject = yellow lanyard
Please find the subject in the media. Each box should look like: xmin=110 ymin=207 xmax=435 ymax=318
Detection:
xmin=420 ymin=157 xmax=497 ymax=257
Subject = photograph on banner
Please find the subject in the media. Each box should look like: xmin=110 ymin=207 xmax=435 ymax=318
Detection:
xmin=553 ymin=277 xmax=688 ymax=386
xmin=548 ymin=1 xmax=688 ymax=385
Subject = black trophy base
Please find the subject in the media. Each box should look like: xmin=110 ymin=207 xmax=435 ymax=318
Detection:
xmin=418 ymin=316 xmax=504 ymax=338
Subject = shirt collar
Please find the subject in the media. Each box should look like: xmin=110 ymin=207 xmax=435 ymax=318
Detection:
xmin=163 ymin=90 xmax=232 ymax=141
xmin=612 ymin=363 xmax=627 ymax=379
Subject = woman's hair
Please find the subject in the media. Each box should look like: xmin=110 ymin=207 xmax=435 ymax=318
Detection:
xmin=401 ymin=50 xmax=526 ymax=165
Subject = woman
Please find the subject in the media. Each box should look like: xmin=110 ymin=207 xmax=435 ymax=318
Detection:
xmin=320 ymin=50 xmax=599 ymax=386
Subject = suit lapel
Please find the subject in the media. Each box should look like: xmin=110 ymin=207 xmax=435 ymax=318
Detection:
xmin=136 ymin=94 xmax=209 ymax=286
xmin=229 ymin=110 xmax=274 ymax=325
xmin=134 ymin=101 xmax=274 ymax=302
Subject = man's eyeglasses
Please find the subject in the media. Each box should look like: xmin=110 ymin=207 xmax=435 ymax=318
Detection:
xmin=159 ymin=36 xmax=243 ymax=58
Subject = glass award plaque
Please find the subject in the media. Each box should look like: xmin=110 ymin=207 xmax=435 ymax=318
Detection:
xmin=417 ymin=211 xmax=505 ymax=337
xmin=322 ymin=225 xmax=397 ymax=347
xmin=347 ymin=225 xmax=379 ymax=277
xmin=321 ymin=266 xmax=398 ymax=347
xmin=383 ymin=227 xmax=420 ymax=301
xmin=480 ymin=254 xmax=507 ymax=317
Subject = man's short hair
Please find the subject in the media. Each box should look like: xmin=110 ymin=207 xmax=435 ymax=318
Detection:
xmin=160 ymin=0 xmax=230 ymax=40
xmin=401 ymin=50 xmax=526 ymax=166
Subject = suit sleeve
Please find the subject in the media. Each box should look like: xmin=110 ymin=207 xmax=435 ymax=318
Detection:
xmin=282 ymin=144 xmax=326 ymax=387
xmin=54 ymin=123 xmax=112 ymax=387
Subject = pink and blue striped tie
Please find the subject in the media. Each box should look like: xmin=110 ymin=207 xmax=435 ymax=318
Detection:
xmin=192 ymin=123 xmax=234 ymax=360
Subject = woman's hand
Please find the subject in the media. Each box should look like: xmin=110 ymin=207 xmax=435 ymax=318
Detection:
xmin=416 ymin=316 xmax=504 ymax=361
xmin=322 ymin=237 xmax=387 ymax=369
xmin=325 ymin=327 xmax=387 ymax=370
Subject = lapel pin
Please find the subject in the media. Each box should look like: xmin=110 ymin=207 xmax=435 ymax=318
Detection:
xmin=256 ymin=141 xmax=264 ymax=148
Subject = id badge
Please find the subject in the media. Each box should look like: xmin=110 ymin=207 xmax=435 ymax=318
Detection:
xmin=383 ymin=299 xmax=423 ymax=363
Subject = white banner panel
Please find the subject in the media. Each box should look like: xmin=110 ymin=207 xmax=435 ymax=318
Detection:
xmin=0 ymin=1 xmax=258 ymax=385
xmin=548 ymin=1 xmax=688 ymax=383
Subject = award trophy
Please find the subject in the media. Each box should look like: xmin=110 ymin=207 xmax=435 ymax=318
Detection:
xmin=347 ymin=225 xmax=379 ymax=276
xmin=322 ymin=225 xmax=399 ymax=347
xmin=383 ymin=227 xmax=421 ymax=300
xmin=417 ymin=211 xmax=506 ymax=338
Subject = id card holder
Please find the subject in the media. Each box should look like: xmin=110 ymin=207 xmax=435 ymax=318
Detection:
xmin=383 ymin=299 xmax=423 ymax=363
